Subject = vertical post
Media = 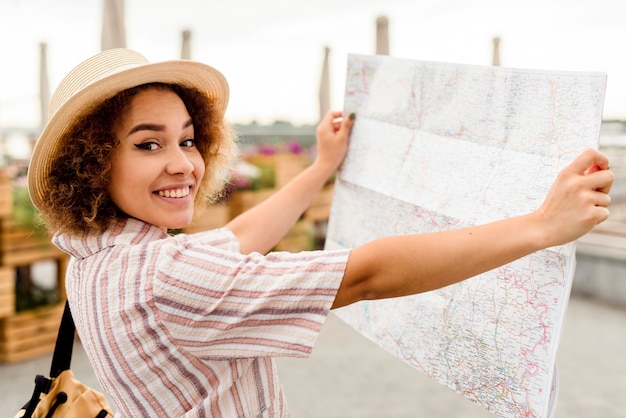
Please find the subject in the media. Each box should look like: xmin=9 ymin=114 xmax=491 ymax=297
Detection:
xmin=181 ymin=30 xmax=192 ymax=60
xmin=319 ymin=46 xmax=331 ymax=121
xmin=376 ymin=16 xmax=390 ymax=55
xmin=101 ymin=0 xmax=126 ymax=51
xmin=492 ymin=36 xmax=501 ymax=66
xmin=39 ymin=42 xmax=49 ymax=131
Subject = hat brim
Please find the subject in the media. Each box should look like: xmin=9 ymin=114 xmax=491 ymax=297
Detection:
xmin=28 ymin=59 xmax=229 ymax=211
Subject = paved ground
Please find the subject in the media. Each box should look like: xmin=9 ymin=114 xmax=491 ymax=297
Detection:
xmin=2 ymin=295 xmax=625 ymax=417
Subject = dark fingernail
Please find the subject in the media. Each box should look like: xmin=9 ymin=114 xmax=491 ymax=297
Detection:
xmin=349 ymin=113 xmax=356 ymax=121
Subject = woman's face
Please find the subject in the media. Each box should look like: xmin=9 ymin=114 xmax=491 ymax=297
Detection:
xmin=109 ymin=88 xmax=205 ymax=231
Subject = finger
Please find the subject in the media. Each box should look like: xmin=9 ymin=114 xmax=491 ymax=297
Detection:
xmin=328 ymin=110 xmax=347 ymax=133
xmin=568 ymin=148 xmax=609 ymax=175
xmin=318 ymin=111 xmax=342 ymax=134
xmin=588 ymin=169 xmax=615 ymax=194
xmin=592 ymin=205 xmax=610 ymax=224
xmin=339 ymin=112 xmax=356 ymax=134
xmin=592 ymin=189 xmax=612 ymax=207
xmin=328 ymin=110 xmax=343 ymax=123
xmin=585 ymin=164 xmax=603 ymax=175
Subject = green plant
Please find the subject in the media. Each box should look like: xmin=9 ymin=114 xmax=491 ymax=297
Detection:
xmin=12 ymin=185 xmax=41 ymax=231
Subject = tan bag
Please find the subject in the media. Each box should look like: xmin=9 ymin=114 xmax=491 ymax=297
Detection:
xmin=15 ymin=302 xmax=114 ymax=418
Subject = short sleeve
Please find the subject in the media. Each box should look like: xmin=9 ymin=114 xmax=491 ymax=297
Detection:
xmin=152 ymin=244 xmax=350 ymax=360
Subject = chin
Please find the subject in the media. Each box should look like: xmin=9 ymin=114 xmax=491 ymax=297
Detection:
xmin=166 ymin=218 xmax=194 ymax=230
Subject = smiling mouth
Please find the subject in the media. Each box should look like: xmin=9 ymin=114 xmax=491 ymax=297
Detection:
xmin=157 ymin=187 xmax=191 ymax=198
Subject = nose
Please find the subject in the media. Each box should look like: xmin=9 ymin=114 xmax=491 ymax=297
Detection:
xmin=165 ymin=147 xmax=194 ymax=175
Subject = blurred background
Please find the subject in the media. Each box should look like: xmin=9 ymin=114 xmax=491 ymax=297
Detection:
xmin=2 ymin=0 xmax=626 ymax=127
xmin=1 ymin=0 xmax=625 ymax=417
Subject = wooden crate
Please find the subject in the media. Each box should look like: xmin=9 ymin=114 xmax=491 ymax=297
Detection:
xmin=0 ymin=219 xmax=65 ymax=267
xmin=0 ymin=303 xmax=64 ymax=363
xmin=272 ymin=153 xmax=310 ymax=188
xmin=1 ymin=219 xmax=69 ymax=308
xmin=0 ymin=171 xmax=12 ymax=219
xmin=0 ymin=267 xmax=14 ymax=318
xmin=305 ymin=183 xmax=335 ymax=223
xmin=245 ymin=153 xmax=311 ymax=189
xmin=228 ymin=189 xmax=276 ymax=219
xmin=274 ymin=220 xmax=313 ymax=252
xmin=183 ymin=202 xmax=230 ymax=234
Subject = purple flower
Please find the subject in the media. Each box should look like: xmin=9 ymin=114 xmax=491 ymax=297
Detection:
xmin=258 ymin=144 xmax=277 ymax=155
xmin=284 ymin=139 xmax=303 ymax=154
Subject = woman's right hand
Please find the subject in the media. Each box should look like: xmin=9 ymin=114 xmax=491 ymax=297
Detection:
xmin=534 ymin=148 xmax=614 ymax=247
xmin=314 ymin=110 xmax=355 ymax=176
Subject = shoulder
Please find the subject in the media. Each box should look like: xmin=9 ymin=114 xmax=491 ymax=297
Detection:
xmin=172 ymin=227 xmax=240 ymax=252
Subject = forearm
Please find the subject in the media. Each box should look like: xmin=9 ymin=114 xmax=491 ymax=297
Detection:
xmin=332 ymin=148 xmax=614 ymax=309
xmin=227 ymin=160 xmax=335 ymax=254
xmin=227 ymin=110 xmax=353 ymax=254
xmin=332 ymin=212 xmax=547 ymax=309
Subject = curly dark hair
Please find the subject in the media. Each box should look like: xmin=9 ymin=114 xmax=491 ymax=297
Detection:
xmin=38 ymin=82 xmax=237 ymax=236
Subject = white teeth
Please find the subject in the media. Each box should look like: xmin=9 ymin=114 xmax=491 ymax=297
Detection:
xmin=158 ymin=187 xmax=190 ymax=198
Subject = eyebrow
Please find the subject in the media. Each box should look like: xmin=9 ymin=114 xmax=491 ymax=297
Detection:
xmin=127 ymin=118 xmax=193 ymax=135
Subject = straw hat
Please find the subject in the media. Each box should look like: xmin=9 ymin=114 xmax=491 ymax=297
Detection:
xmin=28 ymin=48 xmax=229 ymax=211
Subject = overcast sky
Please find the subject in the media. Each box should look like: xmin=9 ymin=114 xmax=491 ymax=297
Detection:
xmin=1 ymin=0 xmax=625 ymax=129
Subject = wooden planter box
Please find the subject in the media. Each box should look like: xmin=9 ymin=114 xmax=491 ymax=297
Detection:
xmin=228 ymin=189 xmax=276 ymax=219
xmin=0 ymin=303 xmax=64 ymax=363
xmin=245 ymin=153 xmax=311 ymax=189
xmin=1 ymin=219 xmax=69 ymax=311
xmin=0 ymin=267 xmax=14 ymax=318
xmin=0 ymin=171 xmax=11 ymax=219
xmin=274 ymin=220 xmax=313 ymax=253
xmin=305 ymin=183 xmax=335 ymax=223
xmin=0 ymin=220 xmax=63 ymax=266
xmin=183 ymin=202 xmax=230 ymax=234
xmin=272 ymin=153 xmax=311 ymax=188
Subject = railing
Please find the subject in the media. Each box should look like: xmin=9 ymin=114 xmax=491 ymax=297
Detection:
xmin=574 ymin=220 xmax=626 ymax=308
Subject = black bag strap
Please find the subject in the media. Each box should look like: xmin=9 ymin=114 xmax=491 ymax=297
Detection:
xmin=49 ymin=300 xmax=75 ymax=378
xmin=20 ymin=301 xmax=75 ymax=418
xmin=20 ymin=375 xmax=52 ymax=417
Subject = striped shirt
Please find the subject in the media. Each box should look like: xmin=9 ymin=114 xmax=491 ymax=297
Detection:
xmin=53 ymin=218 xmax=350 ymax=417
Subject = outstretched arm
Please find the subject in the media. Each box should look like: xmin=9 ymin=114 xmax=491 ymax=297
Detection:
xmin=332 ymin=148 xmax=614 ymax=309
xmin=227 ymin=111 xmax=355 ymax=254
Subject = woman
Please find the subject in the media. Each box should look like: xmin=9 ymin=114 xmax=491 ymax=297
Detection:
xmin=28 ymin=49 xmax=613 ymax=417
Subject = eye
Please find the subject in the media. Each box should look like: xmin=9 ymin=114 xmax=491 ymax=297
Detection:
xmin=180 ymin=138 xmax=196 ymax=148
xmin=134 ymin=142 xmax=160 ymax=151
